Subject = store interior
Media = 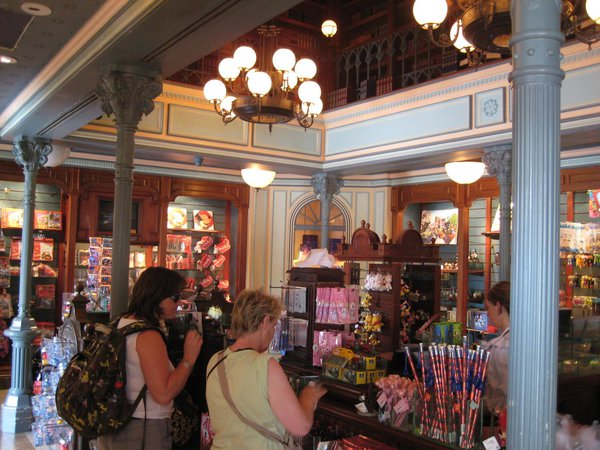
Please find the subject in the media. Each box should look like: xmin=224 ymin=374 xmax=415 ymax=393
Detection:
xmin=0 ymin=0 xmax=599 ymax=449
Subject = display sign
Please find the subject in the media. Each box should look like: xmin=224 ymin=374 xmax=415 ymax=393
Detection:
xmin=420 ymin=208 xmax=458 ymax=244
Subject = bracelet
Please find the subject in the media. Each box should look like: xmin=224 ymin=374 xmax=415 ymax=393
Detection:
xmin=181 ymin=360 xmax=192 ymax=370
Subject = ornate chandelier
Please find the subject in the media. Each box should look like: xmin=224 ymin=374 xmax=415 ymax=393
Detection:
xmin=413 ymin=0 xmax=600 ymax=64
xmin=203 ymin=25 xmax=322 ymax=132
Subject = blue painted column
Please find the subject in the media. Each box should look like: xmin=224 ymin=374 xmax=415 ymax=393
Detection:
xmin=482 ymin=144 xmax=512 ymax=281
xmin=311 ymin=173 xmax=343 ymax=251
xmin=508 ymin=0 xmax=563 ymax=448
xmin=1 ymin=138 xmax=51 ymax=432
xmin=95 ymin=65 xmax=162 ymax=317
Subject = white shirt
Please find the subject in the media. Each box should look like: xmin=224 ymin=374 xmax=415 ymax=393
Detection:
xmin=119 ymin=317 xmax=174 ymax=419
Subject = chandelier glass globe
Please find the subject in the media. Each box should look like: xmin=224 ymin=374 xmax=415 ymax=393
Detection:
xmin=218 ymin=58 xmax=240 ymax=81
xmin=204 ymin=79 xmax=226 ymax=102
xmin=272 ymin=48 xmax=296 ymax=71
xmin=298 ymin=80 xmax=321 ymax=103
xmin=247 ymin=71 xmax=272 ymax=96
xmin=233 ymin=46 xmax=257 ymax=70
xmin=282 ymin=70 xmax=298 ymax=90
xmin=294 ymin=58 xmax=317 ymax=80
xmin=413 ymin=0 xmax=448 ymax=29
xmin=301 ymin=98 xmax=323 ymax=116
xmin=587 ymin=0 xmax=600 ymax=23
xmin=450 ymin=21 xmax=475 ymax=53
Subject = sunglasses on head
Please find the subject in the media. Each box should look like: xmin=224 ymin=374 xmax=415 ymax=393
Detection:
xmin=170 ymin=293 xmax=182 ymax=302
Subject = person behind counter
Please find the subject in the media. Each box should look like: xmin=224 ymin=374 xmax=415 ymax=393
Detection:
xmin=483 ymin=280 xmax=511 ymax=415
xmin=98 ymin=267 xmax=203 ymax=450
xmin=206 ymin=288 xmax=327 ymax=449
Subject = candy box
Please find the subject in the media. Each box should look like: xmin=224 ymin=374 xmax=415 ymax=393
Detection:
xmin=342 ymin=367 xmax=367 ymax=384
xmin=322 ymin=354 xmax=349 ymax=380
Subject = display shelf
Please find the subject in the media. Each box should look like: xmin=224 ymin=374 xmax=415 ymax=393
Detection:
xmin=283 ymin=267 xmax=346 ymax=367
xmin=336 ymin=221 xmax=441 ymax=351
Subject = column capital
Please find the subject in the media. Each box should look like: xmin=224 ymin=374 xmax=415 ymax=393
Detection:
xmin=482 ymin=145 xmax=512 ymax=184
xmin=311 ymin=173 xmax=343 ymax=201
xmin=12 ymin=137 xmax=52 ymax=172
xmin=95 ymin=66 xmax=162 ymax=128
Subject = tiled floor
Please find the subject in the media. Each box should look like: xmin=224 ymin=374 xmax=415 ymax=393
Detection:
xmin=0 ymin=390 xmax=37 ymax=450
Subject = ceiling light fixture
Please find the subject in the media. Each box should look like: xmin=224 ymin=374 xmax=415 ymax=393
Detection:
xmin=203 ymin=25 xmax=322 ymax=133
xmin=241 ymin=167 xmax=276 ymax=189
xmin=321 ymin=20 xmax=338 ymax=38
xmin=21 ymin=2 xmax=52 ymax=16
xmin=445 ymin=161 xmax=486 ymax=184
xmin=413 ymin=0 xmax=600 ymax=64
xmin=0 ymin=55 xmax=17 ymax=64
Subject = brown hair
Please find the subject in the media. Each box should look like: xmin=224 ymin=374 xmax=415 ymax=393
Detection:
xmin=126 ymin=266 xmax=186 ymax=326
xmin=230 ymin=288 xmax=282 ymax=338
xmin=488 ymin=281 xmax=510 ymax=315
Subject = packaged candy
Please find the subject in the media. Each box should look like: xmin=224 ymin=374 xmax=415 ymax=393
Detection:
xmin=213 ymin=254 xmax=226 ymax=268
xmin=197 ymin=253 xmax=213 ymax=269
xmin=198 ymin=236 xmax=214 ymax=251
xmin=215 ymin=237 xmax=231 ymax=254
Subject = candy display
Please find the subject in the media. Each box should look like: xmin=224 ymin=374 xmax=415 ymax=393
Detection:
xmin=375 ymin=375 xmax=417 ymax=430
xmin=405 ymin=341 xmax=489 ymax=449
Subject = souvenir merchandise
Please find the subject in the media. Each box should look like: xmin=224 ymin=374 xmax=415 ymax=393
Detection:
xmin=167 ymin=206 xmax=188 ymax=229
xmin=354 ymin=292 xmax=383 ymax=351
xmin=0 ymin=287 xmax=13 ymax=319
xmin=32 ymin=337 xmax=76 ymax=448
xmin=33 ymin=210 xmax=62 ymax=230
xmin=312 ymin=330 xmax=343 ymax=366
xmin=315 ymin=286 xmax=359 ymax=324
xmin=1 ymin=208 xmax=23 ymax=228
xmin=35 ymin=284 xmax=56 ymax=309
xmin=375 ymin=375 xmax=417 ymax=430
xmin=193 ymin=209 xmax=214 ymax=231
xmin=0 ymin=256 xmax=9 ymax=288
xmin=86 ymin=237 xmax=113 ymax=312
xmin=405 ymin=342 xmax=489 ymax=449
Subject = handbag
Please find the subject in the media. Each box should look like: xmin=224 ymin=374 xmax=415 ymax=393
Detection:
xmin=171 ymin=389 xmax=200 ymax=448
xmin=216 ymin=352 xmax=302 ymax=449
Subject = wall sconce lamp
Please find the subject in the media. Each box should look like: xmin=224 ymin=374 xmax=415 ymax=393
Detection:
xmin=445 ymin=161 xmax=486 ymax=184
xmin=241 ymin=167 xmax=276 ymax=189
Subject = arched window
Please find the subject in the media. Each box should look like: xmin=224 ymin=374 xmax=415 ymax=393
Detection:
xmin=291 ymin=198 xmax=349 ymax=262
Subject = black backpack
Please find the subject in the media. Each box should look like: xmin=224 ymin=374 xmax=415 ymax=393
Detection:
xmin=55 ymin=317 xmax=159 ymax=438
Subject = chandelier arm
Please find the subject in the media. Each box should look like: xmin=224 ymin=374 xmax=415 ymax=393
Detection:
xmin=570 ymin=16 xmax=600 ymax=50
xmin=222 ymin=114 xmax=237 ymax=125
xmin=297 ymin=115 xmax=314 ymax=130
xmin=212 ymin=101 xmax=231 ymax=118
xmin=427 ymin=27 xmax=460 ymax=48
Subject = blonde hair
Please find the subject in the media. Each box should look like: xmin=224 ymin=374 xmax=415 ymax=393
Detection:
xmin=230 ymin=288 xmax=282 ymax=338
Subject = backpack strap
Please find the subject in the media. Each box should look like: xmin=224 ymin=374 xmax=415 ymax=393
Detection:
xmin=216 ymin=353 xmax=290 ymax=447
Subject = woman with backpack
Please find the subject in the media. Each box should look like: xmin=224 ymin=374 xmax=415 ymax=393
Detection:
xmin=98 ymin=267 xmax=203 ymax=450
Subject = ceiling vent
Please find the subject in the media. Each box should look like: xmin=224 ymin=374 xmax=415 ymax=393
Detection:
xmin=0 ymin=9 xmax=34 ymax=50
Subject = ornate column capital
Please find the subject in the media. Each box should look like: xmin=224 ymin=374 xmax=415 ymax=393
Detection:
xmin=311 ymin=173 xmax=343 ymax=202
xmin=95 ymin=65 xmax=162 ymax=129
xmin=12 ymin=138 xmax=52 ymax=172
xmin=482 ymin=144 xmax=512 ymax=184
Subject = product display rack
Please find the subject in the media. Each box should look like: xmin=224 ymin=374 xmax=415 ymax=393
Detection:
xmin=283 ymin=267 xmax=346 ymax=367
xmin=336 ymin=222 xmax=441 ymax=353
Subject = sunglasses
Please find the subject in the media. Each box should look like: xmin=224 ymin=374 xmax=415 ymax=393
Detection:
xmin=169 ymin=293 xmax=182 ymax=302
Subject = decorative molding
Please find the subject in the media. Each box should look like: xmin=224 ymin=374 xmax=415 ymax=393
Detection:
xmin=324 ymin=72 xmax=509 ymax=127
xmin=475 ymin=88 xmax=506 ymax=128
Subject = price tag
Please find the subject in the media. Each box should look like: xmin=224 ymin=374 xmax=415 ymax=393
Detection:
xmin=394 ymin=398 xmax=410 ymax=414
xmin=377 ymin=392 xmax=388 ymax=408
xmin=482 ymin=436 xmax=501 ymax=450
xmin=355 ymin=402 xmax=368 ymax=414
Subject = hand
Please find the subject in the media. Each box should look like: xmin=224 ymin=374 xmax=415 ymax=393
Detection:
xmin=182 ymin=328 xmax=203 ymax=365
xmin=299 ymin=382 xmax=327 ymax=410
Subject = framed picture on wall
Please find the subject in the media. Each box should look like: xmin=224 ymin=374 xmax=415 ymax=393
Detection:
xmin=98 ymin=200 xmax=139 ymax=233
xmin=420 ymin=208 xmax=458 ymax=245
xmin=302 ymin=234 xmax=319 ymax=251
xmin=329 ymin=238 xmax=342 ymax=254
